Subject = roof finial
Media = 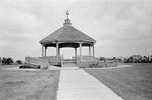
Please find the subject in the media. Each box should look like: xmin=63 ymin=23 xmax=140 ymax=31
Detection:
xmin=66 ymin=10 xmax=69 ymax=19
xmin=64 ymin=10 xmax=72 ymax=26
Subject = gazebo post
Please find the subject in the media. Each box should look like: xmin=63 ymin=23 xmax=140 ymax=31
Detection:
xmin=75 ymin=48 xmax=77 ymax=61
xmin=58 ymin=47 xmax=60 ymax=58
xmin=89 ymin=46 xmax=91 ymax=56
xmin=56 ymin=42 xmax=59 ymax=62
xmin=93 ymin=44 xmax=95 ymax=57
xmin=42 ymin=45 xmax=43 ymax=57
xmin=44 ymin=46 xmax=46 ymax=57
xmin=80 ymin=42 xmax=82 ymax=61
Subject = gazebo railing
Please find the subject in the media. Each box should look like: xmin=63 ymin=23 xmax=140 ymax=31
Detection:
xmin=77 ymin=55 xmax=95 ymax=61
xmin=25 ymin=56 xmax=49 ymax=68
xmin=40 ymin=56 xmax=61 ymax=66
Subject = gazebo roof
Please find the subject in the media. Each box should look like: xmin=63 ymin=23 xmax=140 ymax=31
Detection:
xmin=40 ymin=11 xmax=96 ymax=47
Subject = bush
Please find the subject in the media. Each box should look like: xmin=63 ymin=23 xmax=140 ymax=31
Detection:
xmin=77 ymin=61 xmax=100 ymax=68
xmin=19 ymin=63 xmax=40 ymax=69
xmin=41 ymin=66 xmax=48 ymax=70
xmin=16 ymin=60 xmax=23 ymax=64
xmin=77 ymin=60 xmax=119 ymax=68
xmin=2 ymin=57 xmax=14 ymax=65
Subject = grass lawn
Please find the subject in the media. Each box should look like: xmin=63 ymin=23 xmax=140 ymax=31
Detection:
xmin=85 ymin=63 xmax=152 ymax=100
xmin=0 ymin=65 xmax=60 ymax=100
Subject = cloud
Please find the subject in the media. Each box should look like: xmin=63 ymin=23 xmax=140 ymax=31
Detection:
xmin=1 ymin=0 xmax=152 ymax=60
xmin=70 ymin=0 xmax=152 ymax=57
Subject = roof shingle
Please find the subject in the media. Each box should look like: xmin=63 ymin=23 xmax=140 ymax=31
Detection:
xmin=40 ymin=16 xmax=96 ymax=45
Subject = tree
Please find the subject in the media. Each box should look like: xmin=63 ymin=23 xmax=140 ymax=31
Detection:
xmin=129 ymin=57 xmax=133 ymax=63
xmin=0 ymin=57 xmax=1 ymax=64
xmin=7 ymin=58 xmax=14 ymax=64
xmin=2 ymin=57 xmax=14 ymax=65
xmin=2 ymin=57 xmax=7 ymax=64
xmin=16 ymin=60 xmax=23 ymax=64
xmin=99 ymin=57 xmax=105 ymax=60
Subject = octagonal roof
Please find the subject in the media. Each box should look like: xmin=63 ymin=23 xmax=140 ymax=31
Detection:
xmin=40 ymin=11 xmax=96 ymax=45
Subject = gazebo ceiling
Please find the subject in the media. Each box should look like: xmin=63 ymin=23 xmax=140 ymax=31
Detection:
xmin=45 ymin=42 xmax=93 ymax=48
xmin=40 ymin=11 xmax=96 ymax=48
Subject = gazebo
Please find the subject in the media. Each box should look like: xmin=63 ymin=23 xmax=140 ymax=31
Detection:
xmin=40 ymin=11 xmax=96 ymax=66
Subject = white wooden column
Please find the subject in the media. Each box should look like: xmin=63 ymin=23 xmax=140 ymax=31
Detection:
xmin=75 ymin=48 xmax=77 ymax=61
xmin=44 ymin=47 xmax=46 ymax=57
xmin=80 ymin=42 xmax=82 ymax=61
xmin=58 ymin=47 xmax=60 ymax=58
xmin=42 ymin=45 xmax=44 ymax=57
xmin=89 ymin=46 xmax=91 ymax=56
xmin=93 ymin=44 xmax=95 ymax=57
xmin=56 ymin=42 xmax=59 ymax=62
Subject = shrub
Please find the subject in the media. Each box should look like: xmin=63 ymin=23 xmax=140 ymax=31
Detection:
xmin=19 ymin=63 xmax=40 ymax=69
xmin=2 ymin=57 xmax=14 ymax=65
xmin=77 ymin=60 xmax=119 ymax=68
xmin=16 ymin=60 xmax=23 ymax=64
xmin=77 ymin=61 xmax=101 ymax=68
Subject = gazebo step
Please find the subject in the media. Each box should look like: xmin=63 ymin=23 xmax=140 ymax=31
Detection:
xmin=61 ymin=62 xmax=77 ymax=67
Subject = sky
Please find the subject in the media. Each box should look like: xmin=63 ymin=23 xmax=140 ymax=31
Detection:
xmin=0 ymin=0 xmax=152 ymax=60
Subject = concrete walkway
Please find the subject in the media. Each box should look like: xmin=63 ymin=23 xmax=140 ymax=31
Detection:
xmin=57 ymin=69 xmax=124 ymax=100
